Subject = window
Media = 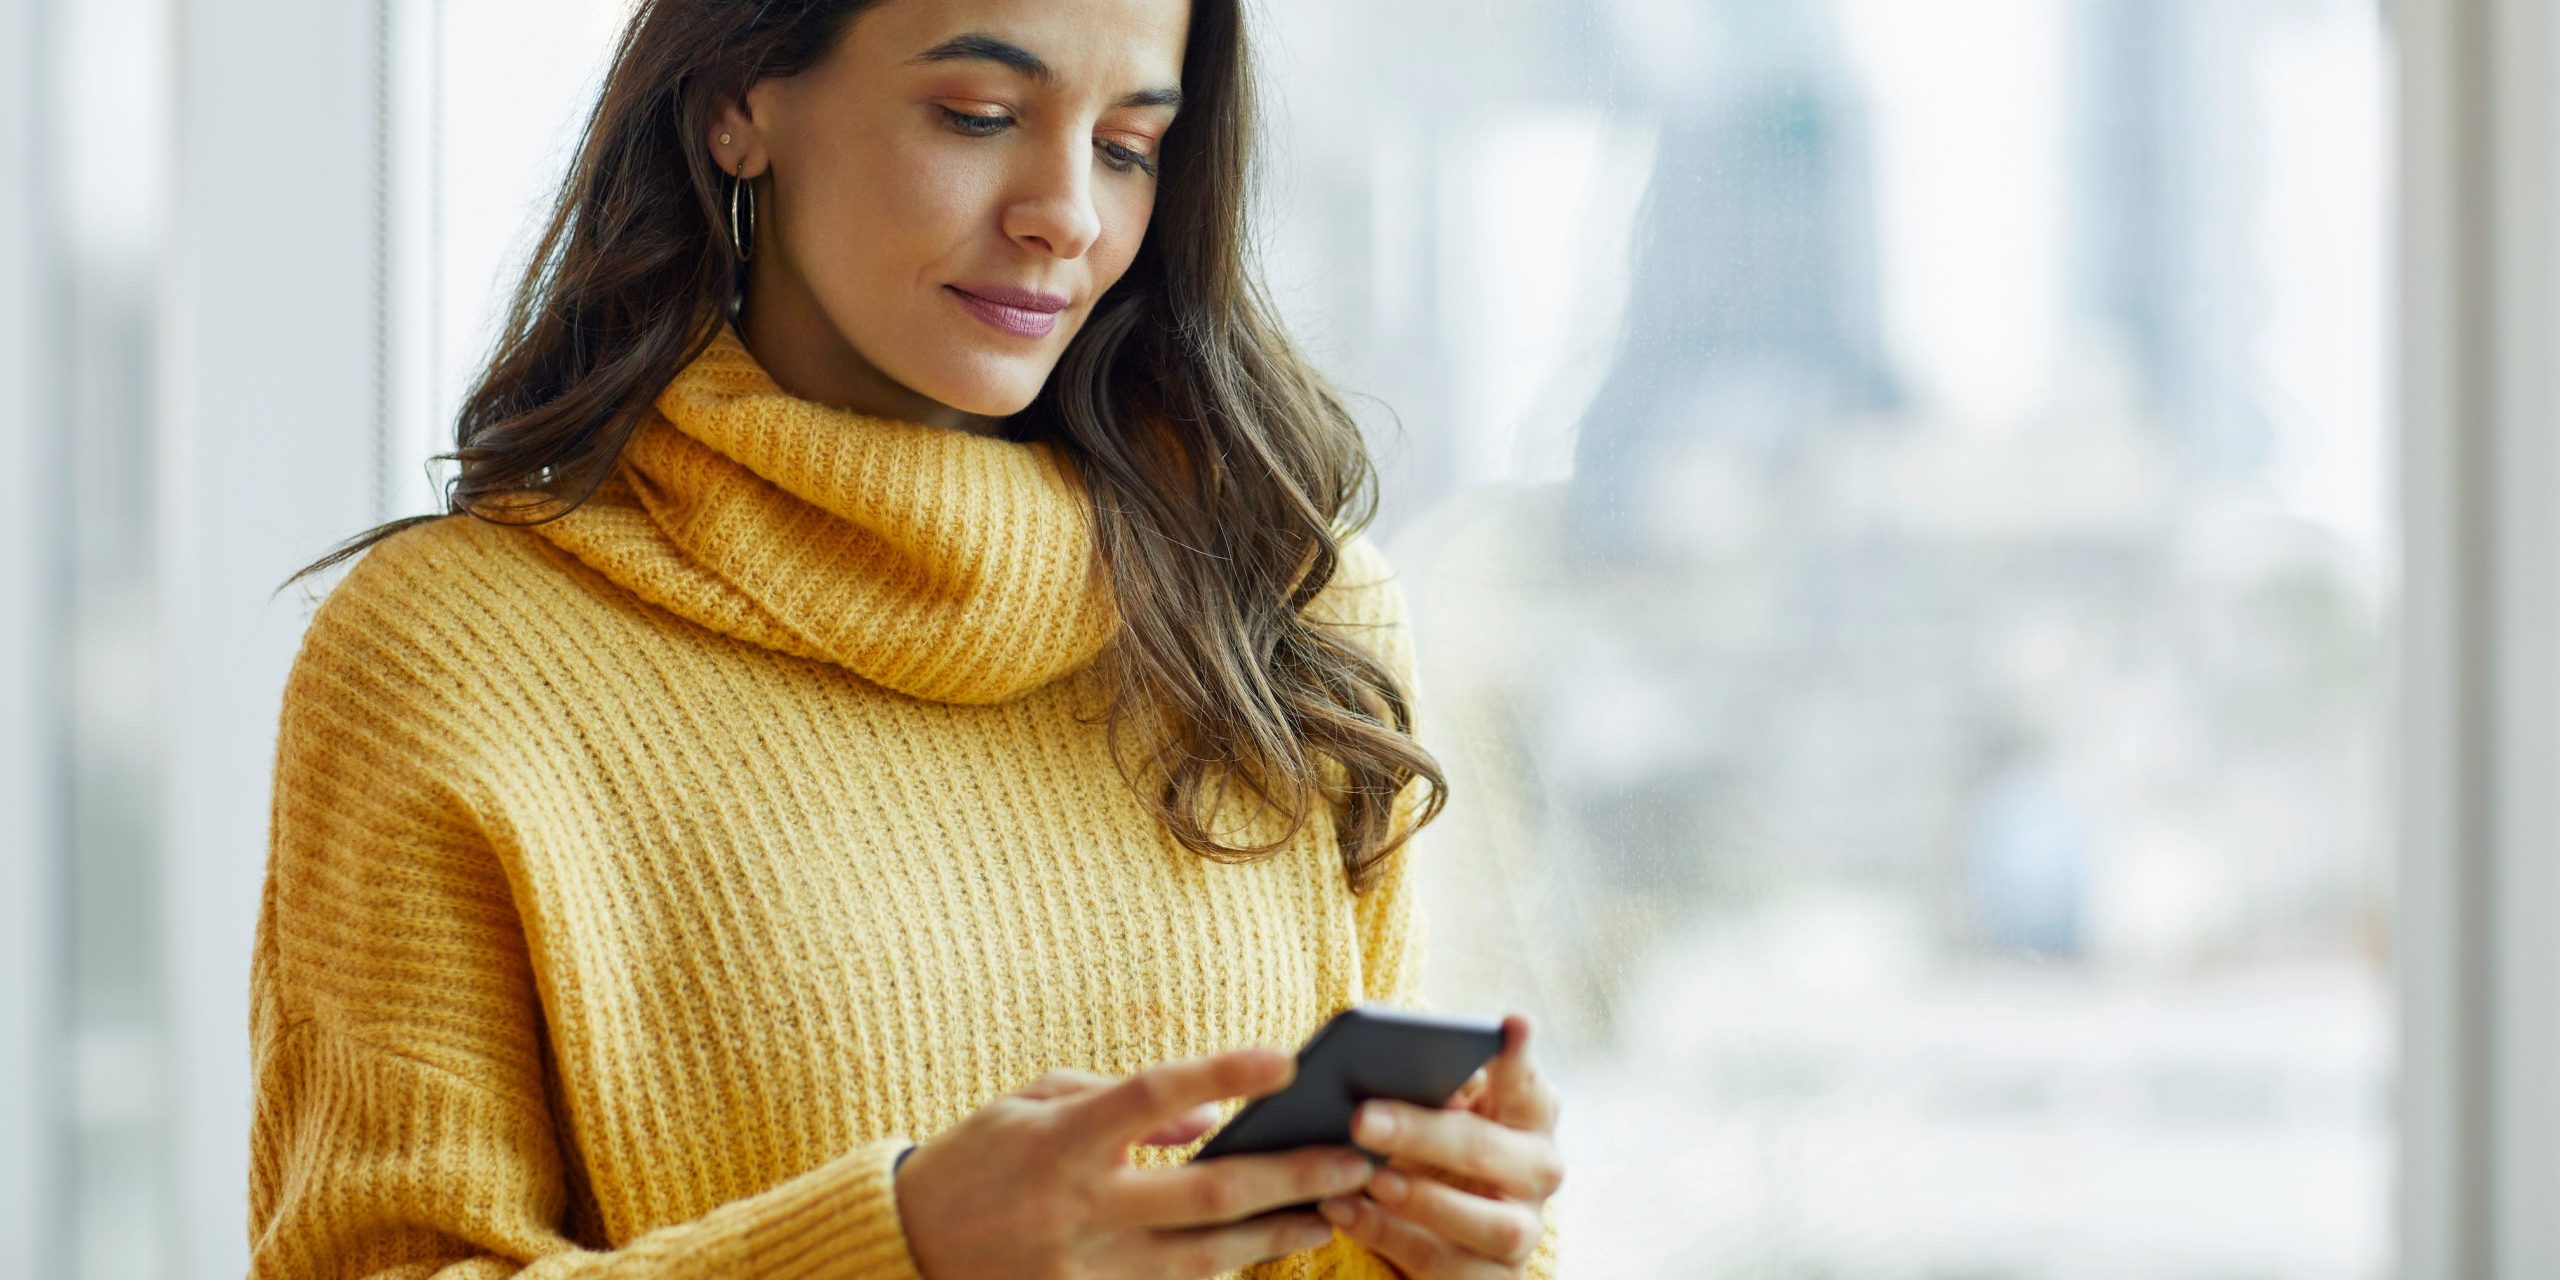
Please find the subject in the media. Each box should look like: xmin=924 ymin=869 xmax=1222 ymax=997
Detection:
xmin=29 ymin=0 xmax=2560 ymax=1277
xmin=1253 ymin=3 xmax=2391 ymax=1274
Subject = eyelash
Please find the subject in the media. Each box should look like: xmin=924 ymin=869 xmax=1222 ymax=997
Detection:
xmin=937 ymin=106 xmax=1160 ymax=178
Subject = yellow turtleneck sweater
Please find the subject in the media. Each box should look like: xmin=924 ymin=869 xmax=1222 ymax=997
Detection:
xmin=245 ymin=322 xmax=1563 ymax=1279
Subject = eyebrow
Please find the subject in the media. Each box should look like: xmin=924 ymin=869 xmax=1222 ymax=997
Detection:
xmin=906 ymin=33 xmax=1184 ymax=112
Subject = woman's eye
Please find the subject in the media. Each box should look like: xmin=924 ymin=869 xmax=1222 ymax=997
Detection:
xmin=939 ymin=106 xmax=1159 ymax=178
xmin=939 ymin=106 xmax=1012 ymax=137
xmin=1099 ymin=141 xmax=1158 ymax=177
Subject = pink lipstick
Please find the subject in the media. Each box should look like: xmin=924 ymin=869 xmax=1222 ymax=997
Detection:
xmin=946 ymin=283 xmax=1066 ymax=338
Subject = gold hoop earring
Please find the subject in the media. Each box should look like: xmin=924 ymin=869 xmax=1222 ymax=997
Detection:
xmin=728 ymin=154 xmax=756 ymax=263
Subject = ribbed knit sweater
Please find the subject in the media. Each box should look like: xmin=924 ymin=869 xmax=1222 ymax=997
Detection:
xmin=245 ymin=321 xmax=1563 ymax=1279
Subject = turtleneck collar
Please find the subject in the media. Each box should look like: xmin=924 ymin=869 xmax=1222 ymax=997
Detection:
xmin=526 ymin=320 xmax=1120 ymax=704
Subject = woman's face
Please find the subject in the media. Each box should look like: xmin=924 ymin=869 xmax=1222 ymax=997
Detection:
xmin=717 ymin=0 xmax=1191 ymax=435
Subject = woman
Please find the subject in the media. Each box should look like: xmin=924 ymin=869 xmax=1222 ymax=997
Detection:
xmin=247 ymin=0 xmax=1566 ymax=1277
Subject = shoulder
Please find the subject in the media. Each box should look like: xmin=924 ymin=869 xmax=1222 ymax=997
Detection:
xmin=292 ymin=513 xmax=510 ymax=647
xmin=281 ymin=513 xmax=555 ymax=723
xmin=1304 ymin=530 xmax=1407 ymax=621
xmin=1302 ymin=530 xmax=1416 ymax=674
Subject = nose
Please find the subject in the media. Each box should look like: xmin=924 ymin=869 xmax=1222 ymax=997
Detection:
xmin=1001 ymin=130 xmax=1104 ymax=260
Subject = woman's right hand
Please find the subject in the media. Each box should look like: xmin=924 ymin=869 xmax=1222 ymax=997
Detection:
xmin=891 ymin=1044 xmax=1379 ymax=1280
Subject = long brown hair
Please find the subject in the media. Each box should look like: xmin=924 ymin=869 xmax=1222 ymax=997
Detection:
xmin=278 ymin=0 xmax=1444 ymax=894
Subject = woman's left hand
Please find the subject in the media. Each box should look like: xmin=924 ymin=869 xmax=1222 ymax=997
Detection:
xmin=1316 ymin=1013 xmax=1565 ymax=1278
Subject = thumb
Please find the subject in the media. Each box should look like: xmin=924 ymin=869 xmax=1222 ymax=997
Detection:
xmin=1012 ymin=1067 xmax=1116 ymax=1102
xmin=1017 ymin=1069 xmax=1215 ymax=1147
xmin=1136 ymin=1102 xmax=1222 ymax=1148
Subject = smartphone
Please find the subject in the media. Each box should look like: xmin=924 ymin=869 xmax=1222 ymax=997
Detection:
xmin=1188 ymin=1004 xmax=1505 ymax=1215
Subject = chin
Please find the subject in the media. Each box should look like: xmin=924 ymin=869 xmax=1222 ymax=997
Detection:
xmin=916 ymin=358 xmax=1056 ymax=420
xmin=929 ymin=382 xmax=1041 ymax=420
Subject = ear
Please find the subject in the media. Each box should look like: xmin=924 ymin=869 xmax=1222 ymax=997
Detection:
xmin=709 ymin=91 xmax=770 ymax=179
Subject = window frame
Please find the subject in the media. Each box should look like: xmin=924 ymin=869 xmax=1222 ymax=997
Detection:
xmin=2394 ymin=0 xmax=2560 ymax=1275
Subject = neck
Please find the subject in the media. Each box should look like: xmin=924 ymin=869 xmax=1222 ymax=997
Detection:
xmin=522 ymin=320 xmax=1119 ymax=703
xmin=735 ymin=264 xmax=1008 ymax=439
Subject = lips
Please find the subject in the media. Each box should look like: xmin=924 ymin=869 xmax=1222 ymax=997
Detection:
xmin=947 ymin=285 xmax=1064 ymax=338
xmin=949 ymin=281 xmax=1070 ymax=312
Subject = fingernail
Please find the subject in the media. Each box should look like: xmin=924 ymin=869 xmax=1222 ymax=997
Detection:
xmin=1320 ymin=1195 xmax=1357 ymax=1224
xmin=1357 ymin=1103 xmax=1396 ymax=1144
xmin=1370 ymin=1168 xmax=1409 ymax=1201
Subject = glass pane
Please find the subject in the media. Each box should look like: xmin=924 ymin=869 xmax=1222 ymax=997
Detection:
xmin=1253 ymin=1 xmax=2393 ymax=1276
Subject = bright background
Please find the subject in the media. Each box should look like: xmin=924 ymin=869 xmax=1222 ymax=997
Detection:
xmin=21 ymin=0 xmax=2560 ymax=1277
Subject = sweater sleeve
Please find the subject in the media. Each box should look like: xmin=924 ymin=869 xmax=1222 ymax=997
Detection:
xmin=246 ymin=567 xmax=928 ymax=1280
xmin=1292 ymin=536 xmax=1564 ymax=1280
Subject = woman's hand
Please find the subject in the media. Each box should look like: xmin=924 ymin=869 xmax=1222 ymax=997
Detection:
xmin=893 ymin=1045 xmax=1379 ymax=1280
xmin=1314 ymin=1014 xmax=1565 ymax=1279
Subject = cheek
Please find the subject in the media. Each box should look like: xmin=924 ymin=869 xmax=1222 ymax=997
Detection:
xmin=785 ymin=134 xmax=978 ymax=274
xmin=1093 ymin=192 xmax=1156 ymax=281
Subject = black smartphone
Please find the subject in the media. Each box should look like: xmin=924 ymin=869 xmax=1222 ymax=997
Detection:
xmin=1187 ymin=1003 xmax=1505 ymax=1215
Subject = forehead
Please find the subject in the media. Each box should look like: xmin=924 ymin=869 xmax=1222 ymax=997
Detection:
xmin=846 ymin=0 xmax=1192 ymax=90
